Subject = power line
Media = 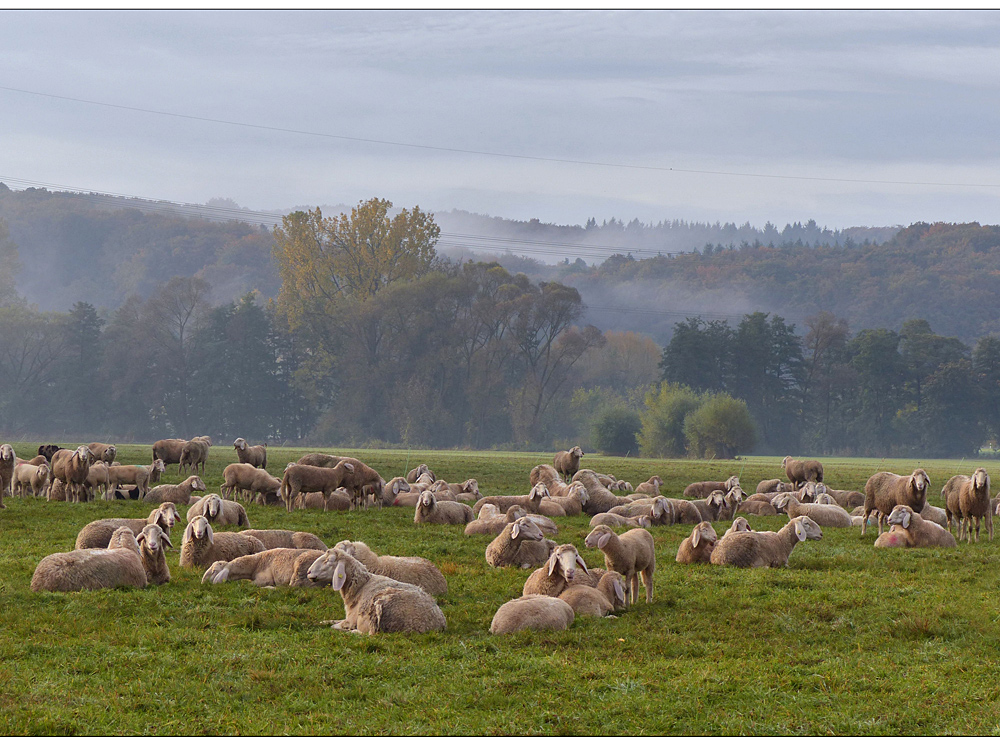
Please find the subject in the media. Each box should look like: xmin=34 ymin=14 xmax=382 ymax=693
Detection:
xmin=4 ymin=84 xmax=1000 ymax=190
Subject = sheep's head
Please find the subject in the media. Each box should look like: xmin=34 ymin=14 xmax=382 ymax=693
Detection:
xmin=584 ymin=525 xmax=615 ymax=550
xmin=509 ymin=516 xmax=543 ymax=542
xmin=691 ymin=521 xmax=718 ymax=549
xmin=729 ymin=517 xmax=752 ymax=533
xmin=528 ymin=483 xmax=549 ymax=502
xmin=333 ymin=540 xmax=360 ymax=557
xmin=707 ymin=490 xmax=726 ymax=510
xmin=568 ymin=483 xmax=589 ymax=505
xmin=782 ymin=456 xmax=791 ymax=467
xmin=306 ymin=549 xmax=339 ymax=583
xmin=571 ymin=446 xmax=584 ymax=458
xmin=802 ymin=482 xmax=819 ymax=501
xmin=190 ymin=476 xmax=207 ymax=492
xmin=37 ymin=462 xmax=51 ymax=479
xmin=151 ymin=458 xmax=165 ymax=474
xmin=0 ymin=444 xmax=14 ymax=462
xmin=138 ymin=523 xmax=172 ymax=554
xmin=205 ymin=494 xmax=223 ymax=519
xmin=910 ymin=469 xmax=930 ymax=495
xmin=202 ymin=561 xmax=229 ymax=584
xmin=462 ymin=479 xmax=480 ymax=496
xmin=815 ymin=482 xmax=828 ymax=494
xmin=792 ymin=516 xmax=823 ymax=542
xmin=974 ymin=468 xmax=990 ymax=492
xmin=478 ymin=504 xmax=502 ymax=519
xmin=651 ymin=498 xmax=668 ymax=522
xmin=815 ymin=494 xmax=835 ymax=505
xmin=183 ymin=516 xmax=213 ymax=544
xmin=600 ymin=571 xmax=627 ymax=610
xmin=419 ymin=491 xmax=437 ymax=509
xmin=725 ymin=476 xmax=741 ymax=491
xmin=389 ymin=477 xmax=410 ymax=496
xmin=233 ymin=438 xmax=248 ymax=451
xmin=155 ymin=502 xmax=181 ymax=529
xmin=887 ymin=505 xmax=915 ymax=529
xmin=774 ymin=494 xmax=796 ymax=513
xmin=546 ymin=544 xmax=588 ymax=582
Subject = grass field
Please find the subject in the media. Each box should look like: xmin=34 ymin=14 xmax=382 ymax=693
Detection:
xmin=3 ymin=443 xmax=1000 ymax=735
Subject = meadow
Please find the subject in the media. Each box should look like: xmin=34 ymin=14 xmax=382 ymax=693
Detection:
xmin=2 ymin=443 xmax=1000 ymax=735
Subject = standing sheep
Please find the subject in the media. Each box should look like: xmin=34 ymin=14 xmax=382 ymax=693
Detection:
xmin=13 ymin=461 xmax=50 ymax=498
xmin=31 ymin=527 xmax=148 ymax=592
xmin=233 ymin=437 xmax=268 ymax=469
xmin=280 ymin=462 xmax=355 ymax=513
xmin=675 ymin=522 xmax=719 ymax=565
xmin=862 ymin=469 xmax=930 ymax=535
xmin=179 ymin=436 xmax=212 ymax=476
xmin=710 ymin=516 xmax=823 ymax=568
xmin=152 ymin=438 xmax=187 ymax=470
xmin=584 ymin=525 xmax=655 ymax=605
xmin=783 ymin=457 xmax=824 ymax=489
xmin=942 ymin=468 xmax=992 ymax=542
xmin=143 ymin=475 xmax=207 ymax=505
xmin=108 ymin=461 xmax=161 ymax=501
xmin=1 ymin=443 xmax=17 ymax=500
xmin=87 ymin=443 xmax=117 ymax=464
xmin=51 ymin=446 xmax=94 ymax=503
xmin=554 ymin=446 xmax=584 ymax=478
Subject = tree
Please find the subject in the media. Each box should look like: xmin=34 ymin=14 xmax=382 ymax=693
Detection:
xmin=899 ymin=319 xmax=969 ymax=410
xmin=638 ymin=382 xmax=704 ymax=458
xmin=659 ymin=318 xmax=734 ymax=393
xmin=973 ymin=336 xmax=1000 ymax=444
xmin=0 ymin=218 xmax=20 ymax=307
xmin=846 ymin=329 xmax=906 ymax=455
xmin=591 ymin=406 xmax=641 ymax=456
xmin=801 ymin=311 xmax=850 ymax=449
xmin=683 ymin=393 xmax=757 ymax=459
xmin=917 ymin=359 xmax=985 ymax=457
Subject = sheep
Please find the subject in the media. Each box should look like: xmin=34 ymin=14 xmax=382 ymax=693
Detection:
xmin=179 ymin=436 xmax=212 ymax=476
xmin=414 ymin=491 xmax=474 ymax=525
xmin=490 ymin=595 xmax=575 ymax=634
xmin=689 ymin=490 xmax=728 ymax=523
xmin=331 ymin=457 xmax=385 ymax=509
xmin=738 ymin=498 xmax=778 ymax=516
xmin=942 ymin=468 xmax=993 ymax=542
xmin=152 ymin=438 xmax=187 ymax=470
xmin=330 ymin=540 xmax=447 ymax=596
xmin=635 ymin=475 xmax=665 ymax=496
xmin=608 ymin=497 xmax=673 ymax=525
xmin=874 ymin=505 xmax=958 ymax=549
xmin=50 ymin=446 xmax=94 ymax=503
xmin=108 ymin=461 xmax=161 ymax=501
xmin=201 ymin=548 xmax=325 ymax=587
xmin=279 ymin=462 xmax=355 ymax=513
xmin=522 ymin=544 xmax=592 ymax=597
xmin=472 ymin=484 xmax=549 ymax=515
xmin=179 ymin=516 xmax=266 ymax=569
xmin=149 ymin=458 xmax=166 ymax=484
xmin=0 ymin=443 xmax=16 ymax=499
xmin=13 ymin=461 xmax=50 ymax=498
xmin=47 ymin=479 xmax=67 ymax=502
xmin=239 ymin=529 xmax=327 ymax=551
xmin=405 ymin=463 xmax=435 ymax=483
xmin=292 ymin=487 xmax=351 ymax=511
xmin=666 ymin=497 xmax=705 ymax=524
xmin=553 ymin=446 xmax=584 ymax=478
xmin=530 ymin=464 xmax=572 ymax=496
xmin=37 ymin=444 xmax=62 ymax=462
xmin=683 ymin=475 xmax=740 ymax=498
xmin=31 ymin=526 xmax=148 ymax=592
xmin=584 ymin=525 xmax=655 ymax=605
xmin=307 ymin=549 xmax=447 ymax=634
xmin=84 ymin=461 xmax=111 ymax=501
xmin=558 ymin=571 xmax=627 ymax=618
xmin=783 ymin=456 xmax=824 ymax=489
xmin=87 ymin=443 xmax=117 ymax=465
xmin=76 ymin=503 xmax=182 ymax=549
xmin=221 ymin=463 xmax=281 ymax=505
xmin=571 ymin=470 xmax=634 ymax=515
xmin=233 ymin=437 xmax=267 ymax=469
xmin=466 ymin=505 xmax=526 ymax=536
xmin=774 ymin=494 xmax=853 ymax=528
xmin=589 ymin=512 xmax=652 ymax=529
xmin=756 ymin=478 xmax=792 ymax=494
xmin=375 ymin=477 xmax=411 ymax=507
xmin=143 ymin=475 xmax=207 ymax=506
xmin=675 ymin=521 xmax=719 ymax=565
xmin=136 ymin=524 xmax=173 ymax=585
xmin=544 ymin=483 xmax=589 ymax=516
xmin=710 ymin=515 xmax=823 ymax=568
xmin=186 ymin=493 xmax=251 ymax=528
xmin=724 ymin=517 xmax=753 ymax=537
xmin=920 ymin=503 xmax=949 ymax=529
xmin=719 ymin=487 xmax=745 ymax=521
xmin=485 ymin=517 xmax=549 ymax=568
xmin=862 ymin=469 xmax=930 ymax=535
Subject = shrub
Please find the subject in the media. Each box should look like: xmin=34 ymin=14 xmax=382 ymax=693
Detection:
xmin=638 ymin=382 xmax=703 ymax=457
xmin=683 ymin=393 xmax=757 ymax=459
xmin=592 ymin=406 xmax=642 ymax=456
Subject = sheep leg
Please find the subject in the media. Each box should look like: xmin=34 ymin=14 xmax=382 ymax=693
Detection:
xmin=974 ymin=516 xmax=981 ymax=543
xmin=640 ymin=569 xmax=654 ymax=603
xmin=629 ymin=572 xmax=639 ymax=607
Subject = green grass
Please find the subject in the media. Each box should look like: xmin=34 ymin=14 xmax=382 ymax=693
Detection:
xmin=3 ymin=443 xmax=1000 ymax=734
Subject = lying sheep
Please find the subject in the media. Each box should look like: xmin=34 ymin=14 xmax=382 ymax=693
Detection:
xmin=530 ymin=464 xmax=571 ymax=496
xmin=13 ymin=461 xmax=50 ymax=498
xmin=862 ymin=469 xmax=930 ymax=535
xmin=405 ymin=463 xmax=435 ymax=483
xmin=558 ymin=571 xmax=627 ymax=618
xmin=675 ymin=521 xmax=719 ymax=565
xmin=233 ymin=437 xmax=268 ymax=469
xmin=874 ymin=505 xmax=958 ymax=549
xmin=490 ymin=595 xmax=575 ymax=634
xmin=683 ymin=475 xmax=739 ymax=498
xmin=724 ymin=517 xmax=752 ymax=537
xmin=553 ymin=446 xmax=584 ymax=478
xmin=584 ymin=525 xmax=655 ymax=605
xmin=485 ymin=517 xmax=553 ymax=569
xmin=202 ymin=548 xmax=325 ymax=587
xmin=589 ymin=512 xmax=651 ymax=529
xmin=76 ymin=503 xmax=182 ymax=549
xmin=136 ymin=524 xmax=172 ymax=585
xmin=414 ymin=491 xmax=474 ymax=525
xmin=756 ymin=478 xmax=792 ymax=494
xmin=143 ymin=475 xmax=207 ymax=505
xmin=818 ymin=486 xmax=865 ymax=510
xmin=179 ymin=516 xmax=266 ymax=569
xmin=571 ymin=470 xmax=634 ymax=515
xmin=239 ymin=529 xmax=327 ymax=551
xmin=783 ymin=457 xmax=824 ymax=488
xmin=376 ymin=477 xmax=411 ymax=507
xmin=943 ymin=468 xmax=992 ymax=542
xmin=309 ymin=549 xmax=446 ymax=634
xmin=609 ymin=496 xmax=673 ymax=525
xmin=666 ymin=497 xmax=705 ymax=524
xmin=689 ymin=490 xmax=728 ymax=523
xmin=738 ymin=495 xmax=778 ymax=516
xmin=472 ymin=484 xmax=549 ymax=515
xmin=328 ymin=540 xmax=447 ymax=596
xmin=636 ymin=475 xmax=665 ymax=496
xmin=186 ymin=494 xmax=251 ymax=528
xmin=522 ymin=544 xmax=592 ymax=598
xmin=710 ymin=516 xmax=823 ymax=568
xmin=920 ymin=503 xmax=949 ymax=529
xmin=774 ymin=494 xmax=853 ymax=528
xmin=31 ymin=526 xmax=148 ymax=592
xmin=280 ymin=462 xmax=355 ymax=513
xmin=47 ymin=479 xmax=67 ymax=502
xmin=543 ymin=483 xmax=589 ymax=516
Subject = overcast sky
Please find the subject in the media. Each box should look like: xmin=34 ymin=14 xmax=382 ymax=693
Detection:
xmin=3 ymin=10 xmax=1000 ymax=230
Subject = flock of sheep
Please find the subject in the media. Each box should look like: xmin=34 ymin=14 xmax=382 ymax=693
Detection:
xmin=1 ymin=441 xmax=995 ymax=636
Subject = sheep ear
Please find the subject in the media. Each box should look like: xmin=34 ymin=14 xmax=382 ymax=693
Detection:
xmin=612 ymin=577 xmax=625 ymax=605
xmin=692 ymin=530 xmax=701 ymax=548
xmin=332 ymin=561 xmax=347 ymax=591
xmin=547 ymin=554 xmax=558 ymax=576
xmin=205 ymin=522 xmax=214 ymax=543
xmin=344 ymin=463 xmax=355 ymax=472
xmin=575 ymin=554 xmax=589 ymax=572
xmin=182 ymin=522 xmax=194 ymax=543
xmin=794 ymin=520 xmax=807 ymax=542
xmin=902 ymin=510 xmax=911 ymax=529
xmin=162 ymin=533 xmax=173 ymax=548
xmin=597 ymin=531 xmax=611 ymax=550
xmin=392 ymin=481 xmax=400 ymax=495
xmin=510 ymin=523 xmax=520 ymax=539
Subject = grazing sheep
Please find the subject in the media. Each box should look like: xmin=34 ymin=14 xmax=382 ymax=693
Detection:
xmin=584 ymin=525 xmax=655 ymax=605
xmin=490 ymin=595 xmax=575 ymax=634
xmin=308 ymin=549 xmax=446 ymax=634
xmin=472 ymin=484 xmax=549 ymax=515
xmin=710 ymin=516 xmax=823 ymax=568
xmin=87 ymin=443 xmax=117 ymax=464
xmin=683 ymin=475 xmax=740 ymax=498
xmin=136 ymin=524 xmax=173 ymax=585
xmin=774 ymin=494 xmax=853 ymax=528
xmin=414 ymin=491 xmax=474 ymax=525
xmin=13 ymin=461 xmax=50 ymax=498
xmin=724 ymin=517 xmax=752 ymax=537
xmin=179 ymin=516 xmax=266 ymax=569
xmin=875 ymin=505 xmax=958 ymax=549
xmin=558 ymin=571 xmax=627 ymax=618
xmin=31 ymin=527 xmax=148 ymax=592
xmin=328 ymin=540 xmax=447 ymax=596
xmin=292 ymin=488 xmax=351 ymax=511
xmin=1 ymin=443 xmax=17 ymax=499
xmin=50 ymin=446 xmax=94 ymax=503
xmin=330 ymin=457 xmax=385 ymax=509
xmin=485 ymin=517 xmax=550 ymax=568
xmin=522 ymin=544 xmax=592 ymax=598
xmin=571 ymin=470 xmax=634 ymax=515
xmin=143 ymin=475 xmax=207 ymax=506
xmin=186 ymin=493 xmax=251 ymax=528
xmin=239 ymin=529 xmax=327 ymax=551
xmin=589 ymin=512 xmax=652 ymax=529
xmin=636 ymin=475 xmax=665 ymax=496
xmin=221 ymin=463 xmax=281 ymax=505
xmin=756 ymin=478 xmax=792 ymax=494
xmin=179 ymin=436 xmax=212 ymax=476
xmin=783 ymin=457 xmax=824 ymax=489
xmin=942 ymin=468 xmax=992 ymax=542
xmin=405 ymin=463 xmax=435 ymax=483
xmin=152 ymin=438 xmax=188 ymax=470
xmin=76 ymin=503 xmax=182 ymax=549
xmin=675 ymin=521 xmax=719 ymax=565
xmin=666 ymin=497 xmax=705 ymax=524
xmin=201 ymin=548 xmax=325 ymax=587
xmin=554 ymin=446 xmax=584 ymax=478
xmin=233 ymin=437 xmax=268 ymax=469
xmin=279 ymin=462 xmax=355 ymax=513
xmin=862 ymin=469 xmax=930 ymax=535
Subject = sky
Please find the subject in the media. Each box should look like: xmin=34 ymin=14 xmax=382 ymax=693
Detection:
xmin=3 ymin=10 xmax=1000 ymax=230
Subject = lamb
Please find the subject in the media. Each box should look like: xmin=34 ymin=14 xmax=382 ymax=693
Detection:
xmin=584 ymin=525 xmax=655 ymax=605
xmin=472 ymin=484 xmax=549 ymax=515
xmin=76 ymin=503 xmax=182 ymax=549
xmin=522 ymin=544 xmax=592 ymax=597
xmin=783 ymin=457 xmax=824 ymax=488
xmin=485 ymin=517 xmax=553 ymax=569
xmin=710 ymin=515 xmax=823 ymax=568
xmin=558 ymin=571 xmax=627 ymax=618
xmin=107 ymin=461 xmax=161 ymax=501
xmin=675 ymin=521 xmax=719 ymax=565
xmin=294 ymin=488 xmax=353 ymax=512
xmin=307 ymin=549 xmax=447 ymax=634
xmin=570 ymin=470 xmax=634 ymax=515
xmin=179 ymin=516 xmax=266 ymax=569
xmin=862 ymin=469 xmax=930 ymax=535
xmin=774 ymin=494 xmax=853 ymax=528
xmin=553 ymin=446 xmax=584 ymax=478
xmin=31 ymin=527 xmax=148 ymax=592
xmin=529 ymin=464 xmax=571 ymax=496
xmin=635 ymin=475 xmax=665 ymax=496
xmin=50 ymin=446 xmax=94 ymax=503
xmin=233 ymin=437 xmax=268 ymax=469
xmin=942 ymin=468 xmax=993 ymax=542
xmin=414 ymin=491 xmax=474 ymax=525
xmin=201 ymin=548 xmax=325 ymax=587
xmin=143 ymin=475 xmax=207 ymax=505
xmin=683 ymin=475 xmax=740 ymax=498
xmin=179 ymin=436 xmax=212 ymax=476
xmin=279 ymin=462 xmax=355 ymax=513
xmin=589 ymin=512 xmax=652 ymax=529
xmin=152 ymin=438 xmax=188 ymax=470
xmin=405 ymin=463 xmax=435 ymax=483
xmin=84 ymin=461 xmax=111 ymax=501
xmin=87 ymin=443 xmax=117 ymax=464
xmin=723 ymin=517 xmax=753 ymax=537
xmin=186 ymin=493 xmax=251 ymax=528
xmin=874 ymin=505 xmax=958 ymax=549
xmin=135 ymin=524 xmax=173 ymax=585
xmin=490 ymin=595 xmax=575 ymax=634
xmin=756 ymin=478 xmax=792 ymax=494
xmin=0 ymin=444 xmax=15 ymax=499
xmin=330 ymin=540 xmax=447 ymax=596
xmin=239 ymin=529 xmax=327 ymax=551
xmin=13 ymin=461 xmax=50 ymax=498
xmin=666 ymin=497 xmax=706 ymax=524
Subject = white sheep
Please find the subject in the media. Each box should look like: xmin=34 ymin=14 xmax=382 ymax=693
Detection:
xmin=675 ymin=521 xmax=719 ymax=565
xmin=485 ymin=517 xmax=553 ymax=569
xmin=31 ymin=526 xmax=148 ymax=591
xmin=774 ymin=494 xmax=853 ymax=528
xmin=584 ymin=525 xmax=655 ymax=606
xmin=179 ymin=516 xmax=266 ymax=569
xmin=414 ymin=491 xmax=474 ymax=525
xmin=710 ymin=516 xmax=823 ymax=568
xmin=874 ymin=505 xmax=958 ymax=549
xmin=328 ymin=540 xmax=447 ymax=596
xmin=522 ymin=544 xmax=592 ymax=597
xmin=558 ymin=571 xmax=627 ymax=618
xmin=239 ymin=529 xmax=327 ymax=551
xmin=76 ymin=503 xmax=182 ymax=549
xmin=186 ymin=493 xmax=251 ymax=527
xmin=202 ymin=548 xmax=325 ymax=587
xmin=490 ymin=595 xmax=575 ymax=634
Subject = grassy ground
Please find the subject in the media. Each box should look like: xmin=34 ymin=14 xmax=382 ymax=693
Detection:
xmin=2 ymin=443 xmax=1000 ymax=735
